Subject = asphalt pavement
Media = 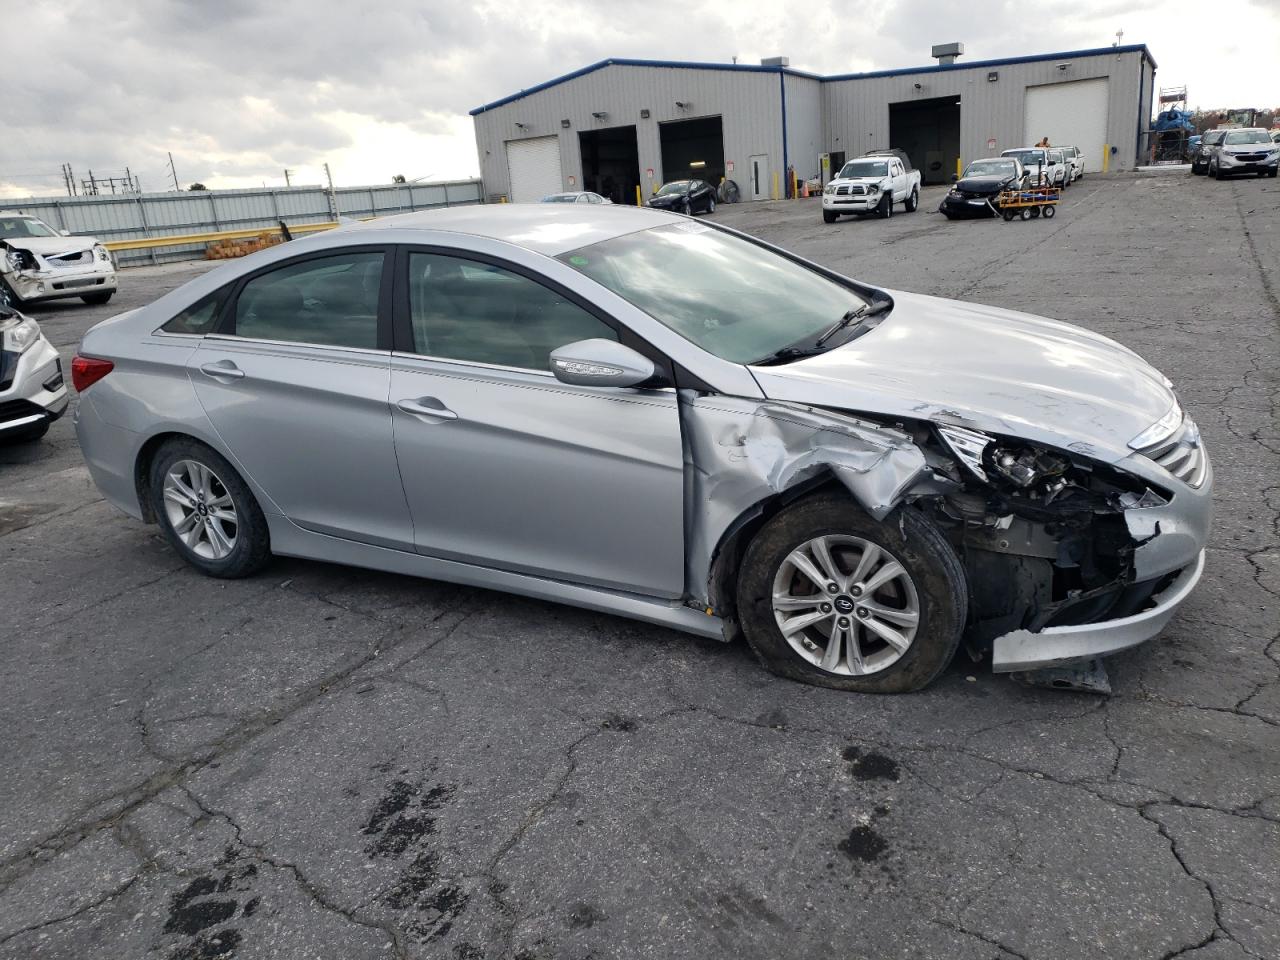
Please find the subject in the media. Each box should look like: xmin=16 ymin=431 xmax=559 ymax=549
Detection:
xmin=1 ymin=172 xmax=1277 ymax=960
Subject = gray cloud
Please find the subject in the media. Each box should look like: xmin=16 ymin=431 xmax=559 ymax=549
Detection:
xmin=2 ymin=0 xmax=1276 ymax=198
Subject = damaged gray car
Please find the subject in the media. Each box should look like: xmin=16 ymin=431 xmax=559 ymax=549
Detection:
xmin=73 ymin=205 xmax=1211 ymax=693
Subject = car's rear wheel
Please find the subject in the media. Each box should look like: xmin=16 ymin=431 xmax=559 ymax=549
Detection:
xmin=81 ymin=291 xmax=113 ymax=305
xmin=736 ymin=493 xmax=966 ymax=693
xmin=149 ymin=438 xmax=271 ymax=578
xmin=904 ymin=187 xmax=919 ymax=212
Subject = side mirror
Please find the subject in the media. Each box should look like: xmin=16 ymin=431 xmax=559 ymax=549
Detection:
xmin=951 ymin=173 xmax=959 ymax=182
xmin=550 ymin=339 xmax=656 ymax=388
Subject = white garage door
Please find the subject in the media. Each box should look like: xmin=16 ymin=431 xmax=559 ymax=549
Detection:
xmin=505 ymin=136 xmax=563 ymax=202
xmin=1024 ymin=78 xmax=1109 ymax=172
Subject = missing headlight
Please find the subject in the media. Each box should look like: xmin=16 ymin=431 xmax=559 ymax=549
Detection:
xmin=989 ymin=446 xmax=1069 ymax=488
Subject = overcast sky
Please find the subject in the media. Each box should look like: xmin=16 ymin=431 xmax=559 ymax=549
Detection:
xmin=2 ymin=0 xmax=1277 ymax=199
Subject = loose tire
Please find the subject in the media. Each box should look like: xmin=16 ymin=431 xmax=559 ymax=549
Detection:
xmin=822 ymin=210 xmax=838 ymax=224
xmin=904 ymin=187 xmax=919 ymax=212
xmin=148 ymin=438 xmax=271 ymax=579
xmin=736 ymin=494 xmax=966 ymax=693
xmin=81 ymin=291 xmax=114 ymax=306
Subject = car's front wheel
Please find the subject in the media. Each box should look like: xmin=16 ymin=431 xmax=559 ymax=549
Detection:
xmin=707 ymin=196 xmax=717 ymax=214
xmin=822 ymin=210 xmax=838 ymax=223
xmin=736 ymin=493 xmax=966 ymax=693
xmin=149 ymin=438 xmax=271 ymax=578
xmin=81 ymin=291 xmax=113 ymax=305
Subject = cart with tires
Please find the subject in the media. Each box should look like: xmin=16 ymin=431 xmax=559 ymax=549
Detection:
xmin=997 ymin=186 xmax=1060 ymax=221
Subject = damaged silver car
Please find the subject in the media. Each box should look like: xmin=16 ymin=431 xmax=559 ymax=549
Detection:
xmin=73 ymin=206 xmax=1211 ymax=692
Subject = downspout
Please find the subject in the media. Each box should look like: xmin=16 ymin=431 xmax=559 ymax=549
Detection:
xmin=779 ymin=68 xmax=790 ymax=198
xmin=1135 ymin=52 xmax=1149 ymax=168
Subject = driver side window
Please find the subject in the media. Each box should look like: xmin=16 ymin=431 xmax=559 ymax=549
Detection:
xmin=406 ymin=253 xmax=617 ymax=370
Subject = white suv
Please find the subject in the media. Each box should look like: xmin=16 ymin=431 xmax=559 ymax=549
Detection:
xmin=1 ymin=211 xmax=117 ymax=308
xmin=0 ymin=304 xmax=68 ymax=443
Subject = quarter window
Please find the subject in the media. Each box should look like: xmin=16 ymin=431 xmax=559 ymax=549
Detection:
xmin=406 ymin=253 xmax=616 ymax=370
xmin=161 ymin=290 xmax=227 ymax=335
xmin=233 ymin=251 xmax=384 ymax=348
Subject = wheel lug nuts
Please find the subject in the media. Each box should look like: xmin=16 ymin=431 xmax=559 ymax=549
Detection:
xmin=837 ymin=617 xmax=850 ymax=628
xmin=851 ymin=586 xmax=863 ymax=597
xmin=856 ymin=607 xmax=869 ymax=618
xmin=826 ymin=583 xmax=839 ymax=594
xmin=820 ymin=602 xmax=832 ymax=613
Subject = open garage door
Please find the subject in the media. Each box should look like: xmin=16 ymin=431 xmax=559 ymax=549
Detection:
xmin=579 ymin=125 xmax=640 ymax=205
xmin=659 ymin=116 xmax=725 ymax=188
xmin=1025 ymin=79 xmax=1109 ymax=173
xmin=505 ymin=135 xmax=562 ymax=202
xmin=889 ymin=97 xmax=960 ymax=185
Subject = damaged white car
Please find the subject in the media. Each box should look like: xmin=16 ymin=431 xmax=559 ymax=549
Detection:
xmin=1 ymin=211 xmax=117 ymax=307
xmin=73 ymin=206 xmax=1210 ymax=693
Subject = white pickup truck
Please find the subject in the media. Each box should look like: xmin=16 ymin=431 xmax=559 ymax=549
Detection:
xmin=822 ymin=150 xmax=921 ymax=222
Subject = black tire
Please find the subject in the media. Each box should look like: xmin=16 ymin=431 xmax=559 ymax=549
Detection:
xmin=822 ymin=210 xmax=838 ymax=223
xmin=707 ymin=195 xmax=717 ymax=214
xmin=1002 ymin=209 xmax=1016 ymax=221
xmin=1 ymin=420 xmax=49 ymax=444
xmin=877 ymin=193 xmax=892 ymax=218
xmin=148 ymin=437 xmax=271 ymax=579
xmin=81 ymin=291 xmax=114 ymax=305
xmin=1214 ymin=162 xmax=1225 ymax=180
xmin=1019 ymin=208 xmax=1032 ymax=221
xmin=682 ymin=200 xmax=692 ymax=216
xmin=1269 ymin=170 xmax=1278 ymax=178
xmin=736 ymin=493 xmax=966 ymax=694
xmin=1030 ymin=205 xmax=1042 ymax=219
xmin=904 ymin=187 xmax=919 ymax=212
xmin=1043 ymin=204 xmax=1056 ymax=218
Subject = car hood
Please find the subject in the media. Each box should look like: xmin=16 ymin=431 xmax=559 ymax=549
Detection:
xmin=1 ymin=235 xmax=97 ymax=256
xmin=1223 ymin=143 xmax=1273 ymax=153
xmin=954 ymin=175 xmax=1011 ymax=194
xmin=748 ymin=289 xmax=1176 ymax=463
xmin=829 ymin=177 xmax=886 ymax=186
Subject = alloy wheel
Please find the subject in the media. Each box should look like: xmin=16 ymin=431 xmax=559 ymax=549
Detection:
xmin=162 ymin=459 xmax=238 ymax=560
xmin=770 ymin=535 xmax=920 ymax=676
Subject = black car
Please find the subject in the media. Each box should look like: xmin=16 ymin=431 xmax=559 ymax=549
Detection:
xmin=939 ymin=158 xmax=1030 ymax=219
xmin=647 ymin=179 xmax=717 ymax=215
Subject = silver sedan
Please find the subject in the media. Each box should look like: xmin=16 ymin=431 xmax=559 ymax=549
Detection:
xmin=74 ymin=206 xmax=1211 ymax=693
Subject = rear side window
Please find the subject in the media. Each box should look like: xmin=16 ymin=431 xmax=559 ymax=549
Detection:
xmin=232 ymin=251 xmax=384 ymax=349
xmin=161 ymin=291 xmax=226 ymax=335
xmin=406 ymin=253 xmax=616 ymax=370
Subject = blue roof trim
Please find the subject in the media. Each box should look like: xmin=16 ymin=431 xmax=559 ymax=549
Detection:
xmin=469 ymin=45 xmax=1156 ymax=116
xmin=469 ymin=58 xmax=821 ymax=115
xmin=822 ymin=44 xmax=1156 ymax=81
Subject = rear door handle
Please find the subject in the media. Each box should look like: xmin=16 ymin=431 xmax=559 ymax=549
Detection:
xmin=199 ymin=361 xmax=245 ymax=381
xmin=397 ymin=397 xmax=458 ymax=421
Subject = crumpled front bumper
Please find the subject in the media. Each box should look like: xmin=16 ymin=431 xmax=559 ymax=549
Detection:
xmin=0 ymin=335 xmax=68 ymax=432
xmin=991 ymin=550 xmax=1206 ymax=672
xmin=4 ymin=263 xmax=117 ymax=304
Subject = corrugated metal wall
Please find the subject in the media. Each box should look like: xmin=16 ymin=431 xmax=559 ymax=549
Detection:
xmin=823 ymin=49 xmax=1150 ymax=174
xmin=472 ymin=64 xmax=791 ymax=201
xmin=2 ymin=180 xmax=483 ymax=265
xmin=783 ymin=74 xmax=823 ymax=184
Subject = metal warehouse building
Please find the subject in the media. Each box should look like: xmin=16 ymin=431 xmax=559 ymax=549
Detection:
xmin=471 ymin=44 xmax=1156 ymax=203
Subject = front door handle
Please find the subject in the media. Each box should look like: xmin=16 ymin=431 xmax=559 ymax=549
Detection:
xmin=199 ymin=361 xmax=245 ymax=381
xmin=397 ymin=397 xmax=458 ymax=421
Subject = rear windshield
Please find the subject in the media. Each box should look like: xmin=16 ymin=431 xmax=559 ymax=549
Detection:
xmin=1004 ymin=149 xmax=1046 ymax=166
xmin=965 ymin=160 xmax=1017 ymax=177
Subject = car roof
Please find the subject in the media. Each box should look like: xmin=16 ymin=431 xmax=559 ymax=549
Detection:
xmin=331 ymin=203 xmax=677 ymax=256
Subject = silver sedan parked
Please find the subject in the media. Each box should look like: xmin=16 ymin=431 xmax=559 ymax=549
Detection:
xmin=74 ymin=206 xmax=1211 ymax=692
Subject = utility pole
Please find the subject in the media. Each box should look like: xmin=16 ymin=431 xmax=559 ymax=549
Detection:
xmin=324 ymin=162 xmax=339 ymax=218
xmin=283 ymin=168 xmax=294 ymax=188
xmin=168 ymin=151 xmax=181 ymax=191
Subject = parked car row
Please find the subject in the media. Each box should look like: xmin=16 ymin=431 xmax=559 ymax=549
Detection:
xmin=1191 ymin=128 xmax=1278 ymax=179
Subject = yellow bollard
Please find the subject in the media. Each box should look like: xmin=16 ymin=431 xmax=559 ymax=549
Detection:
xmin=1102 ymin=145 xmax=1110 ymax=174
xmin=794 ymin=173 xmax=800 ymax=199
xmin=772 ymin=170 xmax=779 ymax=200
xmin=956 ymin=157 xmax=962 ymax=179
xmin=635 ymin=184 xmax=642 ymax=207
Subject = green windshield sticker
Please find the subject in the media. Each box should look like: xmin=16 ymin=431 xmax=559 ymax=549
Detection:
xmin=568 ymin=255 xmax=589 ymax=266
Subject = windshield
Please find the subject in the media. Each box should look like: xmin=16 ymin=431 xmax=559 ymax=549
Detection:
xmin=1224 ymin=130 xmax=1269 ymax=145
xmin=1204 ymin=131 xmax=1224 ymax=145
xmin=1004 ymin=149 xmax=1045 ymax=166
xmin=657 ymin=181 xmax=690 ymax=196
xmin=964 ymin=159 xmax=1017 ymax=178
xmin=838 ymin=160 xmax=888 ymax=178
xmin=558 ymin=222 xmax=867 ymax=364
xmin=0 ymin=215 xmax=59 ymax=239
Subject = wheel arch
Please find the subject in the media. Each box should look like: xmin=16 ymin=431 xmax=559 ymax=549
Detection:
xmin=133 ymin=428 xmax=277 ymax=524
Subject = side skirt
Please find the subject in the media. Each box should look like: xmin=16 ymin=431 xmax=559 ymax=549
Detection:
xmin=266 ymin=515 xmax=727 ymax=641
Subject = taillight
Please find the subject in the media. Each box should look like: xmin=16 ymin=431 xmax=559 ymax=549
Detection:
xmin=71 ymin=355 xmax=114 ymax=392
